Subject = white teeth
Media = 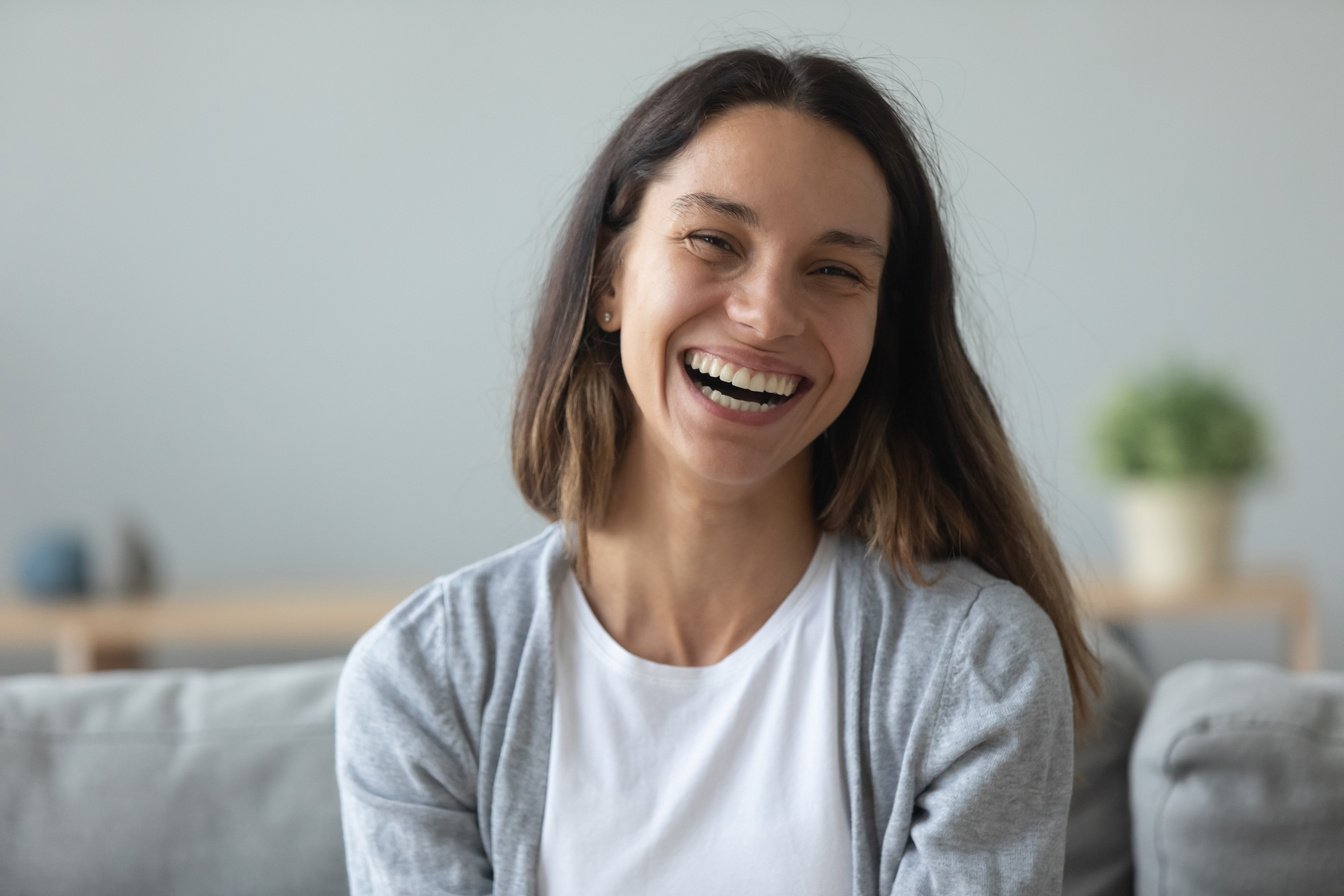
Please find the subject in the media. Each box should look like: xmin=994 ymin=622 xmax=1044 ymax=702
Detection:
xmin=685 ymin=352 xmax=801 ymax=398
xmin=702 ymin=385 xmax=769 ymax=413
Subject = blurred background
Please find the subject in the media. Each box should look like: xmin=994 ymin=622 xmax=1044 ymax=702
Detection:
xmin=2 ymin=0 xmax=1340 ymax=674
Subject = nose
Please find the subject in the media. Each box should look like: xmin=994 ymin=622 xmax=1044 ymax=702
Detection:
xmin=725 ymin=265 xmax=806 ymax=342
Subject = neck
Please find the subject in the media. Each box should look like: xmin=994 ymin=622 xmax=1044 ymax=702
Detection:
xmin=581 ymin=432 xmax=820 ymax=666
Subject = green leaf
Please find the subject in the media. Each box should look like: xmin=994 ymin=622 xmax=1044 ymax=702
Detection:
xmin=1091 ymin=363 xmax=1269 ymax=480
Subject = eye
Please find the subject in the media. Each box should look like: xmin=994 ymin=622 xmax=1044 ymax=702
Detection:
xmin=813 ymin=264 xmax=864 ymax=283
xmin=687 ymin=231 xmax=735 ymax=253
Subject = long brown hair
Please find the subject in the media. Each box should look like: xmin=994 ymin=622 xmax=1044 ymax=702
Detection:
xmin=512 ymin=48 xmax=1099 ymax=721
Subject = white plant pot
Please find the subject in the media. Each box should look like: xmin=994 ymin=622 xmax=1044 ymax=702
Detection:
xmin=1114 ymin=481 xmax=1239 ymax=590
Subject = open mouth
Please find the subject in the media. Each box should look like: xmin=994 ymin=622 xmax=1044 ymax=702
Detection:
xmin=683 ymin=350 xmax=805 ymax=414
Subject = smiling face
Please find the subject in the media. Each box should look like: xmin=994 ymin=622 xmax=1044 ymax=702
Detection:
xmin=602 ymin=104 xmax=891 ymax=499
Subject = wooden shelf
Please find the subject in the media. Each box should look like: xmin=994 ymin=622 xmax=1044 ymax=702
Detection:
xmin=0 ymin=583 xmax=416 ymax=674
xmin=1072 ymin=572 xmax=1320 ymax=672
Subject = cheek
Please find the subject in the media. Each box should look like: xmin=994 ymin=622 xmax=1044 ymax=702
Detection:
xmin=830 ymin=314 xmax=878 ymax=390
xmin=625 ymin=262 xmax=723 ymax=342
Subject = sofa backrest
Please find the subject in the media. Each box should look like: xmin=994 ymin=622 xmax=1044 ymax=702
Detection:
xmin=0 ymin=657 xmax=348 ymax=896
xmin=1065 ymin=626 xmax=1152 ymax=896
xmin=11 ymin=629 xmax=1265 ymax=896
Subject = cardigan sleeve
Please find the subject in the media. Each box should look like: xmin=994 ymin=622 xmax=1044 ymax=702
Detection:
xmin=891 ymin=582 xmax=1075 ymax=895
xmin=334 ymin=582 xmax=493 ymax=895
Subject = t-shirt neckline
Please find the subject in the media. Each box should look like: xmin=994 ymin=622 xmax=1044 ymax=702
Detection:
xmin=563 ymin=533 xmax=837 ymax=683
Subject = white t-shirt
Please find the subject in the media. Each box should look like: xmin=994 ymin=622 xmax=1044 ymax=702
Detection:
xmin=538 ymin=535 xmax=851 ymax=896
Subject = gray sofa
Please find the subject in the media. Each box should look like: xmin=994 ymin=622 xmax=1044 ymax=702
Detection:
xmin=1 ymin=630 xmax=1341 ymax=896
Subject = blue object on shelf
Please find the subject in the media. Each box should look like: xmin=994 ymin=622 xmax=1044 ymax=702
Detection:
xmin=18 ymin=531 xmax=91 ymax=600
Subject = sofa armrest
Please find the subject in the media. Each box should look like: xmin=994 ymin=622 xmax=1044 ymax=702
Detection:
xmin=0 ymin=658 xmax=348 ymax=896
xmin=1130 ymin=661 xmax=1344 ymax=896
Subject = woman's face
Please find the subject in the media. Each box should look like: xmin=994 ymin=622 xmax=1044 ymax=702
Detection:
xmin=604 ymin=104 xmax=890 ymax=496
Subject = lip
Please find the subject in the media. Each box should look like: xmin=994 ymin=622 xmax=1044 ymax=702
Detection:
xmin=678 ymin=355 xmax=812 ymax=425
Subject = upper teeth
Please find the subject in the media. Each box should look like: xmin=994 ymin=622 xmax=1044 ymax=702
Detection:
xmin=685 ymin=351 xmax=800 ymax=397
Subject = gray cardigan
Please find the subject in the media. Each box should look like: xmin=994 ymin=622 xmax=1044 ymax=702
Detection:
xmin=335 ymin=525 xmax=1073 ymax=895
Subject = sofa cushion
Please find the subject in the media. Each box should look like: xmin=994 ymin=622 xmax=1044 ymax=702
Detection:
xmin=0 ymin=658 xmax=348 ymax=896
xmin=1130 ymin=661 xmax=1344 ymax=896
xmin=1065 ymin=625 xmax=1152 ymax=896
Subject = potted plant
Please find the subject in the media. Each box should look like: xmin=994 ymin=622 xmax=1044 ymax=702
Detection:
xmin=1092 ymin=363 xmax=1269 ymax=589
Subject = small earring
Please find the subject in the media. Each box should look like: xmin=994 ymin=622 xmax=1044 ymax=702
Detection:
xmin=602 ymin=312 xmax=613 ymax=324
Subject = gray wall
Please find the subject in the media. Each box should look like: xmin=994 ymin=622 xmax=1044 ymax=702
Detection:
xmin=3 ymin=1 xmax=1341 ymax=674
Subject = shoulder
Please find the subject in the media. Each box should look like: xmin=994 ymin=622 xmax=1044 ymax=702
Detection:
xmin=830 ymin=535 xmax=1067 ymax=724
xmin=833 ymin=535 xmax=1058 ymax=653
xmin=338 ymin=524 xmax=566 ymax=715
xmin=924 ymin=558 xmax=1064 ymax=680
xmin=364 ymin=524 xmax=562 ymax=647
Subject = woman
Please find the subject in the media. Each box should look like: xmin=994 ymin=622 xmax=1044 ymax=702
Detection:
xmin=336 ymin=47 xmax=1098 ymax=895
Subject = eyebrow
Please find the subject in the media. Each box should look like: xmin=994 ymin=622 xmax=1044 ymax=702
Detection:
xmin=817 ymin=229 xmax=887 ymax=263
xmin=670 ymin=192 xmax=759 ymax=227
xmin=669 ymin=191 xmax=886 ymax=263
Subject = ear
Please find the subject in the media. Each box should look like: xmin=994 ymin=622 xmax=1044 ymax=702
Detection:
xmin=596 ymin=299 xmax=620 ymax=332
xmin=595 ymin=258 xmax=623 ymax=332
xmin=591 ymin=228 xmax=626 ymax=333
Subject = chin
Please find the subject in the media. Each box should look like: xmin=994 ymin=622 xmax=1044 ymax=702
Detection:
xmin=680 ymin=442 xmax=812 ymax=495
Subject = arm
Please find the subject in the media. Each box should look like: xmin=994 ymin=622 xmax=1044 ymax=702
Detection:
xmin=335 ymin=584 xmax=493 ymax=895
xmin=892 ymin=584 xmax=1074 ymax=895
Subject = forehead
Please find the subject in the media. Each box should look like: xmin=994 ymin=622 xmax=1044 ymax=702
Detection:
xmin=642 ymin=104 xmax=891 ymax=241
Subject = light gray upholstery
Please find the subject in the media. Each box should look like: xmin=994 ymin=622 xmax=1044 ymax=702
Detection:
xmin=1065 ymin=626 xmax=1152 ymax=896
xmin=2 ymin=643 xmax=1341 ymax=895
xmin=1130 ymin=661 xmax=1344 ymax=896
xmin=0 ymin=658 xmax=347 ymax=896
